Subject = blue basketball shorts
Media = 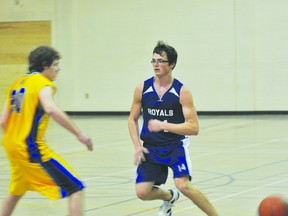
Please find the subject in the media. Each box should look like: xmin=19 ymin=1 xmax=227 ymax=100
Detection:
xmin=136 ymin=137 xmax=192 ymax=185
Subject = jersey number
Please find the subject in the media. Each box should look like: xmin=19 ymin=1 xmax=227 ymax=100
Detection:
xmin=10 ymin=88 xmax=26 ymax=113
xmin=178 ymin=164 xmax=187 ymax=172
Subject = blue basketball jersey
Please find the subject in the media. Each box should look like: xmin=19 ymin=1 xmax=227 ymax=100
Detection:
xmin=140 ymin=77 xmax=186 ymax=145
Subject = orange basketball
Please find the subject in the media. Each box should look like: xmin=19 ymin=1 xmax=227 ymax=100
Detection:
xmin=258 ymin=195 xmax=288 ymax=216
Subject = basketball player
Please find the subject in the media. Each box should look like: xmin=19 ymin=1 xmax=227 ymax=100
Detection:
xmin=128 ymin=41 xmax=218 ymax=216
xmin=0 ymin=45 xmax=93 ymax=216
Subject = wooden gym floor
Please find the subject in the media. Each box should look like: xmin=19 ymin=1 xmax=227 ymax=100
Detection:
xmin=0 ymin=114 xmax=288 ymax=215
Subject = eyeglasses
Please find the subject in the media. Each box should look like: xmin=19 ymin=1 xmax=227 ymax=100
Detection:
xmin=150 ymin=59 xmax=169 ymax=65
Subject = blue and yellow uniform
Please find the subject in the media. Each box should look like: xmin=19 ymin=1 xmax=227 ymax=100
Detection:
xmin=2 ymin=72 xmax=84 ymax=200
xmin=137 ymin=77 xmax=192 ymax=185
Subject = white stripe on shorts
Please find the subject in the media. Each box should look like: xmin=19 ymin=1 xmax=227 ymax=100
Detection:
xmin=182 ymin=136 xmax=193 ymax=176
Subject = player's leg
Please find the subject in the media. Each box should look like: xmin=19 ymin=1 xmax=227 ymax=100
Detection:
xmin=136 ymin=182 xmax=171 ymax=201
xmin=38 ymin=157 xmax=85 ymax=215
xmin=38 ymin=154 xmax=85 ymax=200
xmin=169 ymin=138 xmax=218 ymax=215
xmin=136 ymin=182 xmax=180 ymax=216
xmin=68 ymin=190 xmax=84 ymax=216
xmin=136 ymin=157 xmax=170 ymax=201
xmin=1 ymin=156 xmax=26 ymax=216
xmin=1 ymin=195 xmax=23 ymax=216
xmin=136 ymin=144 xmax=180 ymax=215
xmin=174 ymin=177 xmax=218 ymax=216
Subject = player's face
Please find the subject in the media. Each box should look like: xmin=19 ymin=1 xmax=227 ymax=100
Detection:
xmin=151 ymin=53 xmax=174 ymax=77
xmin=42 ymin=59 xmax=60 ymax=81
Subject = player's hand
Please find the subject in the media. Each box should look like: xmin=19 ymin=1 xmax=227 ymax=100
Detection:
xmin=76 ymin=132 xmax=93 ymax=151
xmin=148 ymin=119 xmax=165 ymax=132
xmin=134 ymin=146 xmax=149 ymax=165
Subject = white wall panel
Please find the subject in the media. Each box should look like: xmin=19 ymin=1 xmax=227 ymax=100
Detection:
xmin=1 ymin=0 xmax=287 ymax=112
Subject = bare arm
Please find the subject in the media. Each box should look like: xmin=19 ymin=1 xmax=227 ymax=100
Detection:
xmin=128 ymin=83 xmax=149 ymax=165
xmin=39 ymin=86 xmax=93 ymax=151
xmin=148 ymin=86 xmax=199 ymax=136
xmin=0 ymin=101 xmax=9 ymax=131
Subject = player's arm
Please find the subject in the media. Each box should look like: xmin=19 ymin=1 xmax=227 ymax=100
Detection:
xmin=0 ymin=101 xmax=9 ymax=131
xmin=128 ymin=83 xmax=149 ymax=165
xmin=39 ymin=86 xmax=93 ymax=151
xmin=148 ymin=86 xmax=199 ymax=136
xmin=128 ymin=84 xmax=143 ymax=149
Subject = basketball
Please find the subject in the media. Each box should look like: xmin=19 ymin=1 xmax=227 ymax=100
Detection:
xmin=258 ymin=195 xmax=288 ymax=216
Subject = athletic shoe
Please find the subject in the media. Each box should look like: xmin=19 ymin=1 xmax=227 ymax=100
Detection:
xmin=158 ymin=189 xmax=180 ymax=216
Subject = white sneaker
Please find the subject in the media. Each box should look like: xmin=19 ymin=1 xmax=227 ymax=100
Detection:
xmin=158 ymin=189 xmax=180 ymax=216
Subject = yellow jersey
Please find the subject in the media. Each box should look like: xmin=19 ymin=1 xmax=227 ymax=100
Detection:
xmin=2 ymin=72 xmax=56 ymax=162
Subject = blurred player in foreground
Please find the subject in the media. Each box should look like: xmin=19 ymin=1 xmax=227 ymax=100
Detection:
xmin=0 ymin=45 xmax=93 ymax=216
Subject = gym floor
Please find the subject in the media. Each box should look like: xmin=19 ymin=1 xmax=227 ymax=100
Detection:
xmin=0 ymin=114 xmax=288 ymax=215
